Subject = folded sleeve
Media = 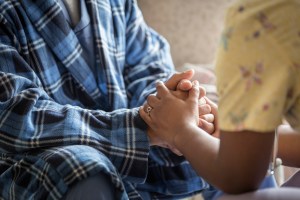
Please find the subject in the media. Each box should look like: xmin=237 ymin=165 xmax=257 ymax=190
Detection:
xmin=0 ymin=24 xmax=149 ymax=183
xmin=123 ymin=0 xmax=174 ymax=108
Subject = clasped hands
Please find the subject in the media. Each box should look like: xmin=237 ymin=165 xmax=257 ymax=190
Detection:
xmin=139 ymin=69 xmax=218 ymax=155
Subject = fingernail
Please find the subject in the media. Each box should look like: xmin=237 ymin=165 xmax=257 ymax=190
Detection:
xmin=179 ymin=79 xmax=188 ymax=86
xmin=199 ymin=97 xmax=206 ymax=105
xmin=156 ymin=81 xmax=164 ymax=86
xmin=183 ymin=69 xmax=194 ymax=74
xmin=192 ymin=80 xmax=199 ymax=86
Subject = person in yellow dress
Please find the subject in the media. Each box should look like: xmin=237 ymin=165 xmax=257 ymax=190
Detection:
xmin=140 ymin=0 xmax=300 ymax=199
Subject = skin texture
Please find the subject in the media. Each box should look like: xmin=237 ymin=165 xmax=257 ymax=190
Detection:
xmin=277 ymin=125 xmax=300 ymax=168
xmin=140 ymin=81 xmax=275 ymax=194
xmin=146 ymin=69 xmax=215 ymax=150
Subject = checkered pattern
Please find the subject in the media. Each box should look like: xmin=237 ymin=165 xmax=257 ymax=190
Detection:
xmin=0 ymin=0 xmax=209 ymax=199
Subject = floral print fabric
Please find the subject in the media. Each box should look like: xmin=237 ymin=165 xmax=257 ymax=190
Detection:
xmin=215 ymin=0 xmax=300 ymax=132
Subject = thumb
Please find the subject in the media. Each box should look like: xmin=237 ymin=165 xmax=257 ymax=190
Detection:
xmin=176 ymin=79 xmax=193 ymax=91
xmin=165 ymin=69 xmax=194 ymax=90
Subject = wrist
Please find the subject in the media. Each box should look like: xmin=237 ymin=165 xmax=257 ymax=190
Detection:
xmin=147 ymin=128 xmax=156 ymax=146
xmin=173 ymin=125 xmax=199 ymax=151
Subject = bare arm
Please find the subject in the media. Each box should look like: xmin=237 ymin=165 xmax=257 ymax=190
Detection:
xmin=176 ymin=127 xmax=274 ymax=194
xmin=278 ymin=124 xmax=300 ymax=167
xmin=141 ymin=81 xmax=275 ymax=194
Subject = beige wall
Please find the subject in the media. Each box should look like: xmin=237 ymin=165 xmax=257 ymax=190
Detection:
xmin=138 ymin=0 xmax=235 ymax=69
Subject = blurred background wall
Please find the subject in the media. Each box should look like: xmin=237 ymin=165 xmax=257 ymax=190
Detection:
xmin=137 ymin=0 xmax=235 ymax=69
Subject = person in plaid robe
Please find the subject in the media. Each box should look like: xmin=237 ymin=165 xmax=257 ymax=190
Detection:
xmin=0 ymin=0 xmax=215 ymax=199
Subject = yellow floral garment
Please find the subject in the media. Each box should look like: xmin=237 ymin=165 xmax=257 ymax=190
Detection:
xmin=215 ymin=0 xmax=300 ymax=132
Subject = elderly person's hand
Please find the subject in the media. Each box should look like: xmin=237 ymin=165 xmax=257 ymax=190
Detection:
xmin=203 ymin=96 xmax=219 ymax=138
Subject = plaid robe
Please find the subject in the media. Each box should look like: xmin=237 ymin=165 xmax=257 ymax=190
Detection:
xmin=0 ymin=0 xmax=210 ymax=199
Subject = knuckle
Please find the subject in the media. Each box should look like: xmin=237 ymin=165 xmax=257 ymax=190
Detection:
xmin=199 ymin=104 xmax=211 ymax=114
xmin=147 ymin=94 xmax=155 ymax=102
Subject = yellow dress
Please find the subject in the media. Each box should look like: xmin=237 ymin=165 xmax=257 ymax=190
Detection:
xmin=215 ymin=0 xmax=300 ymax=132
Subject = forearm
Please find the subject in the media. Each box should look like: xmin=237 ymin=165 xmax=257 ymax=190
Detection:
xmin=0 ymin=72 xmax=150 ymax=168
xmin=141 ymin=81 xmax=271 ymax=193
xmin=174 ymin=127 xmax=222 ymax=187
xmin=175 ymin=127 xmax=273 ymax=194
xmin=278 ymin=124 xmax=300 ymax=167
xmin=175 ymin=127 xmax=247 ymax=193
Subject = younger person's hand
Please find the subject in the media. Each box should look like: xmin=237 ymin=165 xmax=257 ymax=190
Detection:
xmin=166 ymin=78 xmax=215 ymax=135
xmin=140 ymin=80 xmax=201 ymax=147
xmin=141 ymin=69 xmax=216 ymax=152
xmin=141 ymin=70 xmax=195 ymax=153
xmin=147 ymin=127 xmax=183 ymax=156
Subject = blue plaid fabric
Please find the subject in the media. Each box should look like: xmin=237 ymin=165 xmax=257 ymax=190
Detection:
xmin=0 ymin=0 xmax=210 ymax=199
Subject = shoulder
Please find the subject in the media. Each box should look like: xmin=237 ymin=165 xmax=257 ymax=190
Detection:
xmin=225 ymin=0 xmax=300 ymax=24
